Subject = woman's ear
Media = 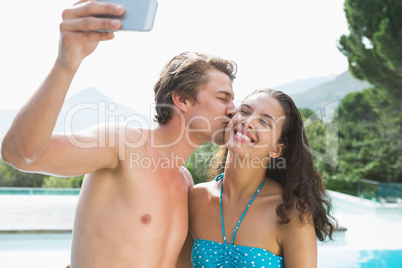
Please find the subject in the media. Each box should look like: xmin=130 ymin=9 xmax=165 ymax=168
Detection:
xmin=269 ymin=143 xmax=285 ymax=158
xmin=172 ymin=91 xmax=189 ymax=112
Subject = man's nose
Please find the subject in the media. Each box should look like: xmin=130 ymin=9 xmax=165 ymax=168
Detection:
xmin=227 ymin=101 xmax=236 ymax=118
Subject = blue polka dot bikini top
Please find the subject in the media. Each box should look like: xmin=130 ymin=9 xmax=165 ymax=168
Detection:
xmin=191 ymin=173 xmax=284 ymax=268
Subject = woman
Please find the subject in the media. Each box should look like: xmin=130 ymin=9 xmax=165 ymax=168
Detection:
xmin=177 ymin=89 xmax=336 ymax=268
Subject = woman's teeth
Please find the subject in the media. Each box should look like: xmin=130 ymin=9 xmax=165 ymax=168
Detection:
xmin=235 ymin=131 xmax=251 ymax=142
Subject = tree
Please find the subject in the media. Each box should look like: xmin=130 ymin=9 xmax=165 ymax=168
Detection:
xmin=42 ymin=175 xmax=84 ymax=188
xmin=0 ymin=158 xmax=46 ymax=187
xmin=338 ymin=91 xmax=378 ymax=122
xmin=335 ymin=88 xmax=402 ymax=184
xmin=338 ymin=0 xmax=402 ymax=100
xmin=0 ymin=158 xmax=84 ymax=188
xmin=184 ymin=142 xmax=220 ymax=184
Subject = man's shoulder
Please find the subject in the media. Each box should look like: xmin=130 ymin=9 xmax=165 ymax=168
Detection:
xmin=117 ymin=125 xmax=148 ymax=139
xmin=111 ymin=125 xmax=151 ymax=163
xmin=95 ymin=123 xmax=149 ymax=145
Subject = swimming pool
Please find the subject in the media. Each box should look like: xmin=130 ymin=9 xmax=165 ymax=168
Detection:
xmin=0 ymin=233 xmax=71 ymax=251
xmin=317 ymin=191 xmax=402 ymax=267
xmin=1 ymin=190 xmax=401 ymax=267
xmin=318 ymin=249 xmax=402 ymax=268
xmin=0 ymin=233 xmax=71 ymax=268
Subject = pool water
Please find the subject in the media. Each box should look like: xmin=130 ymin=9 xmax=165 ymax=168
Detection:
xmin=0 ymin=233 xmax=72 ymax=268
xmin=0 ymin=187 xmax=80 ymax=196
xmin=0 ymin=233 xmax=71 ymax=251
xmin=319 ymin=249 xmax=402 ymax=268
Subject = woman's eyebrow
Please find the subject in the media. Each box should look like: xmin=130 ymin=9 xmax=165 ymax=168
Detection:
xmin=262 ymin=112 xmax=274 ymax=122
xmin=240 ymin=103 xmax=252 ymax=110
xmin=241 ymin=104 xmax=275 ymax=121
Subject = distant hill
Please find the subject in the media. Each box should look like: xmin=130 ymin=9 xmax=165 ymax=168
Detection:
xmin=0 ymin=88 xmax=153 ymax=151
xmin=0 ymin=73 xmax=373 ymax=150
xmin=272 ymin=74 xmax=337 ymax=95
xmin=290 ymin=71 xmax=372 ymax=112
xmin=54 ymin=87 xmax=152 ymax=133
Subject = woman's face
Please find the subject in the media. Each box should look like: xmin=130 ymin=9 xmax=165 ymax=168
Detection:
xmin=225 ymin=92 xmax=286 ymax=160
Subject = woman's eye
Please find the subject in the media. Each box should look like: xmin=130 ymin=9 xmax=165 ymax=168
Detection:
xmin=260 ymin=119 xmax=271 ymax=127
xmin=239 ymin=110 xmax=249 ymax=114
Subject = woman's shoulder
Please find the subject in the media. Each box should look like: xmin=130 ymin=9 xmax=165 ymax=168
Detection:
xmin=264 ymin=178 xmax=314 ymax=230
xmin=190 ymin=180 xmax=217 ymax=198
xmin=259 ymin=177 xmax=284 ymax=204
xmin=188 ymin=181 xmax=219 ymax=219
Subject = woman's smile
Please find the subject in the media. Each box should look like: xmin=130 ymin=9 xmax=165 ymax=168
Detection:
xmin=233 ymin=128 xmax=255 ymax=143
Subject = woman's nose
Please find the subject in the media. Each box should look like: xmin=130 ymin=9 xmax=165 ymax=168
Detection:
xmin=242 ymin=116 xmax=254 ymax=129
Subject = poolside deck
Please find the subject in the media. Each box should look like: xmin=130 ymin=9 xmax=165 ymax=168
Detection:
xmin=0 ymin=194 xmax=77 ymax=233
xmin=320 ymin=191 xmax=402 ymax=250
xmin=0 ymin=192 xmax=349 ymax=234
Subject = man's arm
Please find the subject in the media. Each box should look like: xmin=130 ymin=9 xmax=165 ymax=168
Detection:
xmin=1 ymin=0 xmax=125 ymax=176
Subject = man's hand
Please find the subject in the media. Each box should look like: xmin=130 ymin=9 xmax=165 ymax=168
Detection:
xmin=57 ymin=0 xmax=124 ymax=73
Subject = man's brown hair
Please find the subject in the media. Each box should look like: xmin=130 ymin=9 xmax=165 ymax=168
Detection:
xmin=153 ymin=52 xmax=237 ymax=124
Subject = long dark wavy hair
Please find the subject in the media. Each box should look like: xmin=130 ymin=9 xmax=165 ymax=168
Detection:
xmin=209 ymin=89 xmax=337 ymax=241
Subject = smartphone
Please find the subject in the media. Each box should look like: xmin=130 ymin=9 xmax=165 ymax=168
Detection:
xmin=97 ymin=0 xmax=158 ymax=31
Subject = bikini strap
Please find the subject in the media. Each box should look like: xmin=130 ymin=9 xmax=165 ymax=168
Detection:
xmin=215 ymin=173 xmax=224 ymax=182
xmin=218 ymin=173 xmax=265 ymax=245
xmin=216 ymin=173 xmax=228 ymax=244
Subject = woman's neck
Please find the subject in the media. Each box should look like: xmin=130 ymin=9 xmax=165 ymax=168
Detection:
xmin=222 ymin=152 xmax=267 ymax=201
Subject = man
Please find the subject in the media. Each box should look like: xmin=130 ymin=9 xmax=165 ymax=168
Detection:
xmin=1 ymin=1 xmax=237 ymax=267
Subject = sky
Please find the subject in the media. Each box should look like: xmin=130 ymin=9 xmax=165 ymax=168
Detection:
xmin=0 ymin=0 xmax=349 ymax=116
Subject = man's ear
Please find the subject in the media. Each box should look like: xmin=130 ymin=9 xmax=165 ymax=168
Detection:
xmin=172 ymin=91 xmax=189 ymax=112
xmin=269 ymin=143 xmax=285 ymax=159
